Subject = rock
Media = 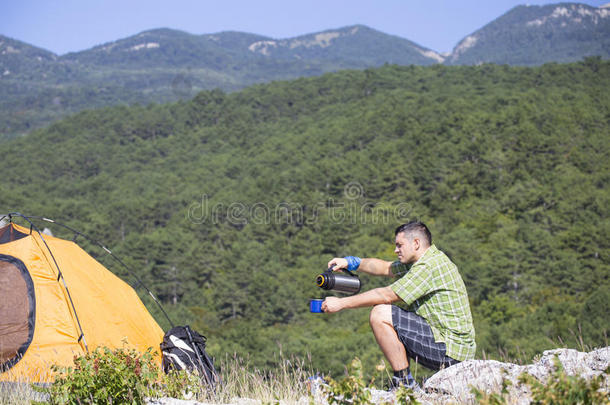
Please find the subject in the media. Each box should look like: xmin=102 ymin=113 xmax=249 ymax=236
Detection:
xmin=147 ymin=399 xmax=205 ymax=405
xmin=230 ymin=398 xmax=261 ymax=405
xmin=521 ymin=347 xmax=609 ymax=384
xmin=423 ymin=359 xmax=521 ymax=402
xmin=585 ymin=347 xmax=610 ymax=372
xmin=146 ymin=397 xmax=261 ymax=405
xmin=368 ymin=388 xmax=395 ymax=404
xmin=423 ymin=347 xmax=610 ymax=404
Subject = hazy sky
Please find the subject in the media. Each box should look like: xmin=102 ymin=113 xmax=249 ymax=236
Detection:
xmin=2 ymin=0 xmax=608 ymax=55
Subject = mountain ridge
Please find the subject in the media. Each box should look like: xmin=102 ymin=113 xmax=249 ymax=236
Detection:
xmin=3 ymin=24 xmax=438 ymax=60
xmin=448 ymin=3 xmax=610 ymax=64
xmin=3 ymin=3 xmax=608 ymax=73
xmin=1 ymin=2 xmax=608 ymax=139
xmin=4 ymin=3 xmax=608 ymax=61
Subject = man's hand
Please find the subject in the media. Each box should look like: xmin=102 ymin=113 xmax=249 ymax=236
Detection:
xmin=327 ymin=257 xmax=348 ymax=271
xmin=321 ymin=297 xmax=343 ymax=313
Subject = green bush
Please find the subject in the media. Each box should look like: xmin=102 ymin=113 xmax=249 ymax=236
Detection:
xmin=323 ymin=358 xmax=372 ymax=405
xmin=321 ymin=357 xmax=419 ymax=405
xmin=39 ymin=346 xmax=200 ymax=404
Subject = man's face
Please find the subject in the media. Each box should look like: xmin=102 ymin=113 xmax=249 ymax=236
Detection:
xmin=394 ymin=232 xmax=418 ymax=264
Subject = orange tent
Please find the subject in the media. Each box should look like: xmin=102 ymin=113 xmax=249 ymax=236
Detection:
xmin=0 ymin=221 xmax=164 ymax=382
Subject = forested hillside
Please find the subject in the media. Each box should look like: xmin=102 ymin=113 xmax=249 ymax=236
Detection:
xmin=1 ymin=59 xmax=608 ymax=376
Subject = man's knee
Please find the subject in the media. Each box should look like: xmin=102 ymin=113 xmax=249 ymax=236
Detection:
xmin=370 ymin=304 xmax=393 ymax=327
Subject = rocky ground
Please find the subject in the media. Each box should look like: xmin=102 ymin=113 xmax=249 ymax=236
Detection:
xmin=420 ymin=346 xmax=609 ymax=404
xmin=147 ymin=347 xmax=609 ymax=404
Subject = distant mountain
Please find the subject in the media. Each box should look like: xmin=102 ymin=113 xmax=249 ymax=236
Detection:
xmin=63 ymin=25 xmax=442 ymax=69
xmin=0 ymin=25 xmax=441 ymax=139
xmin=0 ymin=35 xmax=57 ymax=74
xmin=54 ymin=25 xmax=441 ymax=91
xmin=242 ymin=25 xmax=444 ymax=65
xmin=62 ymin=28 xmax=270 ymax=70
xmin=0 ymin=3 xmax=608 ymax=139
xmin=448 ymin=3 xmax=610 ymax=65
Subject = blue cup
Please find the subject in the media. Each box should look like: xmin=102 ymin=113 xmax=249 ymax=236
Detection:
xmin=309 ymin=299 xmax=324 ymax=313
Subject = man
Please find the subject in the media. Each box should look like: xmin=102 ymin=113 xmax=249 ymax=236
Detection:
xmin=322 ymin=221 xmax=475 ymax=389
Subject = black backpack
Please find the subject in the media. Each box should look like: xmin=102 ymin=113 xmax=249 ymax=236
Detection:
xmin=160 ymin=325 xmax=219 ymax=388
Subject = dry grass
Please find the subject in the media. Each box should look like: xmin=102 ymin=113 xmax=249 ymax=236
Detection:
xmin=0 ymin=365 xmax=53 ymax=405
xmin=0 ymin=381 xmax=46 ymax=404
xmin=0 ymin=353 xmax=319 ymax=404
xmin=199 ymin=353 xmax=317 ymax=404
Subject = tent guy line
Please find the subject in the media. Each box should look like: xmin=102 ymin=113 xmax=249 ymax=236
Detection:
xmin=3 ymin=213 xmax=174 ymax=328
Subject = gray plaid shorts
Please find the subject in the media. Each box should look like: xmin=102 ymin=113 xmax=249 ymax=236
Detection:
xmin=391 ymin=306 xmax=460 ymax=370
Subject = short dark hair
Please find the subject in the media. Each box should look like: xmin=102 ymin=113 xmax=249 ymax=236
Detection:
xmin=394 ymin=221 xmax=432 ymax=246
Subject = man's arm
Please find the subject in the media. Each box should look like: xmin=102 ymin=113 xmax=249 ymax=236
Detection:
xmin=322 ymin=286 xmax=401 ymax=313
xmin=328 ymin=257 xmax=394 ymax=277
xmin=359 ymin=258 xmax=394 ymax=277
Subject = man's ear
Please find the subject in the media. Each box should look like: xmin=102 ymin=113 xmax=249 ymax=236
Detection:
xmin=413 ymin=237 xmax=420 ymax=250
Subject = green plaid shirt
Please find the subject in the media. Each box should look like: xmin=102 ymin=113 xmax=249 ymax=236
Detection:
xmin=390 ymin=244 xmax=476 ymax=361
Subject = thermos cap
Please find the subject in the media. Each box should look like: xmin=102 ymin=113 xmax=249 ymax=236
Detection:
xmin=316 ymin=274 xmax=326 ymax=287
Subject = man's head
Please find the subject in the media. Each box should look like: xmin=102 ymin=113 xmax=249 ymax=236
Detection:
xmin=394 ymin=221 xmax=432 ymax=264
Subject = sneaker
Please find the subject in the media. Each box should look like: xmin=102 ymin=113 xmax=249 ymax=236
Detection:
xmin=389 ymin=376 xmax=423 ymax=393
